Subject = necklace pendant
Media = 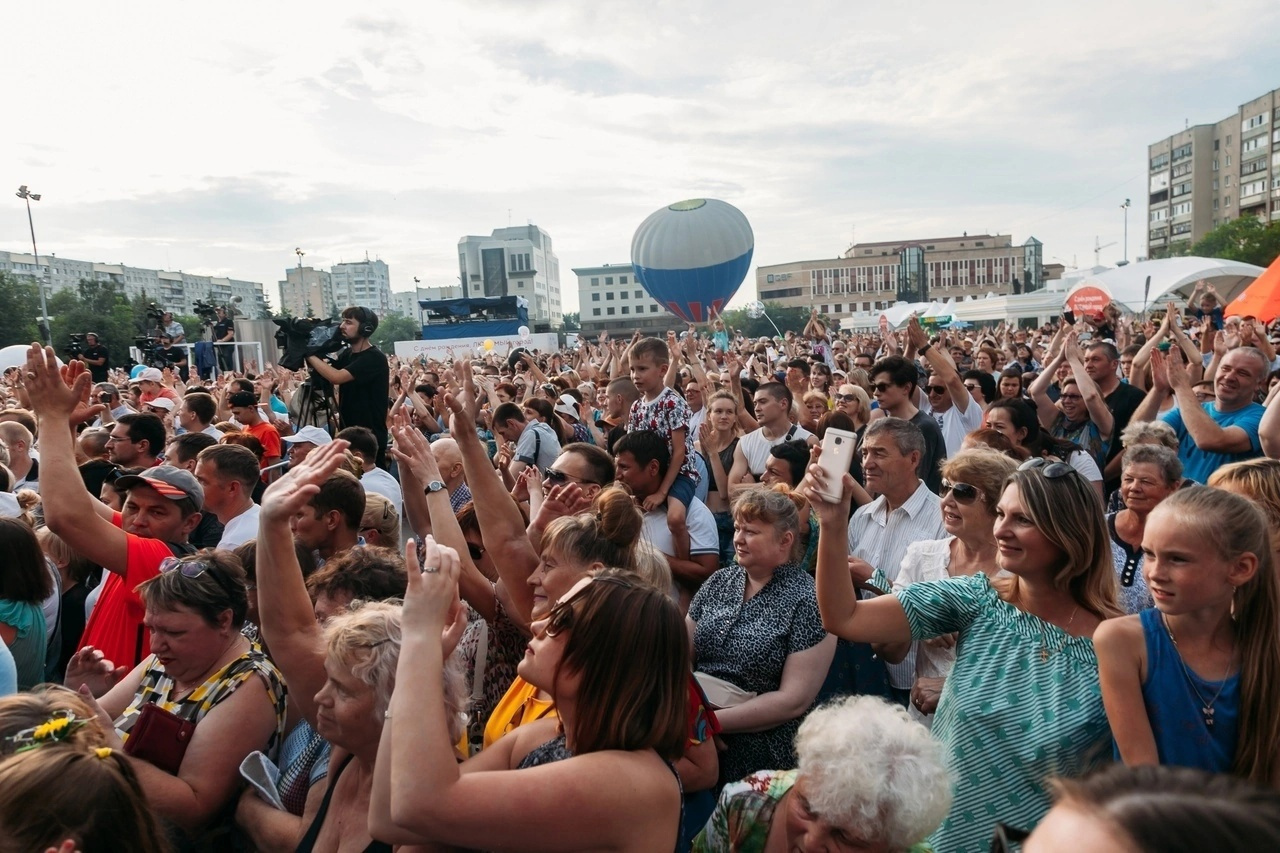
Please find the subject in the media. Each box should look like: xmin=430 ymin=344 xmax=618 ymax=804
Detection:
xmin=1204 ymin=707 xmax=1215 ymax=726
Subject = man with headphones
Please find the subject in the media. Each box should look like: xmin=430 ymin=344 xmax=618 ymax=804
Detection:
xmin=305 ymin=306 xmax=391 ymax=466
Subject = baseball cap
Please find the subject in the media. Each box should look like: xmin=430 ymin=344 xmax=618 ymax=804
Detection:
xmin=145 ymin=397 xmax=175 ymax=412
xmin=137 ymin=367 xmax=164 ymax=383
xmin=227 ymin=391 xmax=257 ymax=407
xmin=554 ymin=394 xmax=579 ymax=421
xmin=283 ymin=425 xmax=333 ymax=446
xmin=113 ymin=465 xmax=203 ymax=510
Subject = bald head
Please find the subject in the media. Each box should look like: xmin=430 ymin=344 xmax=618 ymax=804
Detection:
xmin=79 ymin=427 xmax=111 ymax=460
xmin=431 ymin=438 xmax=464 ymax=489
xmin=0 ymin=422 xmax=33 ymax=461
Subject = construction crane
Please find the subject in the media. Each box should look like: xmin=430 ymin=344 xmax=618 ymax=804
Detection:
xmin=1093 ymin=237 xmax=1117 ymax=266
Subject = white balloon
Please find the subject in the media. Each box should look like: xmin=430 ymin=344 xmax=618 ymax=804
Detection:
xmin=518 ymin=325 xmax=530 ymax=337
xmin=746 ymin=300 xmax=766 ymax=319
xmin=0 ymin=345 xmax=31 ymax=373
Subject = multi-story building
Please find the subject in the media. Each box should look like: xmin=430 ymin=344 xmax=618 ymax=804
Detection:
xmin=755 ymin=234 xmax=1044 ymax=317
xmin=1147 ymin=87 xmax=1280 ymax=257
xmin=457 ymin=224 xmax=562 ymax=329
xmin=391 ymin=285 xmax=463 ymax=319
xmin=0 ymin=250 xmax=268 ymax=317
xmin=573 ymin=263 xmax=684 ymax=335
xmin=277 ymin=266 xmax=333 ymax=318
xmin=329 ymin=258 xmax=393 ymax=316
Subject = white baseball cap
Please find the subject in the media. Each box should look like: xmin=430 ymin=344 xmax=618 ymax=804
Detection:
xmin=145 ymin=397 xmax=175 ymax=412
xmin=137 ymin=367 xmax=164 ymax=383
xmin=555 ymin=394 xmax=580 ymax=421
xmin=282 ymin=425 xmax=333 ymax=446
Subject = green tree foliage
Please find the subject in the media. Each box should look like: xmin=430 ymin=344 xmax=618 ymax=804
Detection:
xmin=370 ymin=313 xmax=422 ymax=350
xmin=716 ymin=302 xmax=815 ymax=339
xmin=40 ymin=280 xmax=154 ymax=367
xmin=1187 ymin=215 xmax=1280 ymax=268
xmin=561 ymin=311 xmax=580 ymax=330
xmin=0 ymin=273 xmax=43 ymax=347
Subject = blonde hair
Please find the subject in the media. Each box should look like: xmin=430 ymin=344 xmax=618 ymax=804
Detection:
xmin=1209 ymin=458 xmax=1280 ymax=540
xmin=360 ymin=494 xmax=401 ymax=545
xmin=630 ymin=541 xmax=674 ymax=596
xmin=940 ymin=448 xmax=1018 ymax=508
xmin=0 ymin=688 xmax=109 ymax=756
xmin=837 ymin=384 xmax=872 ymax=426
xmin=540 ymin=485 xmax=641 ymax=571
xmin=732 ymin=484 xmax=806 ymax=563
xmin=995 ymin=468 xmax=1119 ymax=619
xmin=1152 ymin=487 xmax=1280 ymax=785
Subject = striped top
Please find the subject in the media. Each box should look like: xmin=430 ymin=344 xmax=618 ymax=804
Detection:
xmin=896 ymin=573 xmax=1110 ymax=853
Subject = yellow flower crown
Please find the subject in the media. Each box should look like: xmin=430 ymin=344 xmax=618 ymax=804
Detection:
xmin=4 ymin=710 xmax=90 ymax=754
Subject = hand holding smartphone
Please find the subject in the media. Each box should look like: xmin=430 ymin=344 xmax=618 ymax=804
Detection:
xmin=815 ymin=428 xmax=856 ymax=502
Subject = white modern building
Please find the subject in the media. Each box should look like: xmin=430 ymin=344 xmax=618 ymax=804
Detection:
xmin=572 ymin=263 xmax=682 ymax=335
xmin=329 ymin=258 xmax=393 ymax=316
xmin=391 ymin=285 xmax=463 ymax=319
xmin=0 ymin=249 xmax=269 ymax=318
xmin=457 ymin=224 xmax=562 ymax=329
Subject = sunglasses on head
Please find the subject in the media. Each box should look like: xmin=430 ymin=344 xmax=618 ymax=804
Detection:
xmin=939 ymin=480 xmax=981 ymax=504
xmin=1018 ymin=457 xmax=1077 ymax=479
xmin=159 ymin=556 xmax=238 ymax=601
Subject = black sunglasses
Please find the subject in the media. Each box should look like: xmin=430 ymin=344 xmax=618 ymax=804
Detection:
xmin=925 ymin=385 xmax=948 ymax=395
xmin=871 ymin=381 xmax=896 ymax=394
xmin=542 ymin=467 xmax=596 ymax=487
xmin=835 ymin=393 xmax=857 ymax=403
xmin=940 ymin=480 xmax=981 ymax=504
xmin=1019 ymin=457 xmax=1076 ymax=479
xmin=989 ymin=821 xmax=1030 ymax=852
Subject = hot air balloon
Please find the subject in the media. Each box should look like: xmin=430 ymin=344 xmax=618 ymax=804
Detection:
xmin=631 ymin=198 xmax=754 ymax=323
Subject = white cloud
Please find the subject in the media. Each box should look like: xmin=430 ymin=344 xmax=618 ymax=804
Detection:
xmin=3 ymin=0 xmax=1278 ymax=315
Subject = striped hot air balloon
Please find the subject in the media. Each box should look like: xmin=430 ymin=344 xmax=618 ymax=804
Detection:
xmin=630 ymin=198 xmax=754 ymax=323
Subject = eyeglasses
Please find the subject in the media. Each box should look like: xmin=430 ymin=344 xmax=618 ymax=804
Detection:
xmin=835 ymin=393 xmax=857 ymax=403
xmin=159 ymin=556 xmax=238 ymax=602
xmin=990 ymin=821 xmax=1030 ymax=851
xmin=105 ymin=434 xmax=133 ymax=444
xmin=963 ymin=383 xmax=982 ymax=393
xmin=925 ymin=385 xmax=947 ymax=395
xmin=1058 ymin=393 xmax=1084 ymax=401
xmin=1018 ymin=457 xmax=1077 ymax=479
xmin=103 ymin=466 xmax=125 ymax=485
xmin=540 ymin=574 xmax=635 ymax=638
xmin=940 ymin=480 xmax=981 ymax=504
xmin=870 ymin=382 xmax=896 ymax=394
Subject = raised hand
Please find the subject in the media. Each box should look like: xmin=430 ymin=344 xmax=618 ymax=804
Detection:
xmin=1149 ymin=348 xmax=1171 ymax=394
xmin=64 ymin=646 xmax=128 ymax=697
xmin=259 ymin=439 xmax=352 ymax=523
xmin=905 ymin=315 xmax=929 ymax=351
xmin=24 ymin=344 xmax=92 ymax=421
xmin=402 ymin=536 xmax=462 ymax=637
xmin=389 ymin=420 xmax=441 ymax=486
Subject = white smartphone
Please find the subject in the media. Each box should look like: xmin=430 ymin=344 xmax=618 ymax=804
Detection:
xmin=816 ymin=427 xmax=857 ymax=502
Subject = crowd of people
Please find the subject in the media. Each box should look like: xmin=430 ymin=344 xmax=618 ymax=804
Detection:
xmin=1 ymin=290 xmax=1280 ymax=851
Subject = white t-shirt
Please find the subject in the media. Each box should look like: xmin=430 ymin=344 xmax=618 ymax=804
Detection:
xmin=218 ymin=504 xmax=261 ymax=551
xmin=361 ymin=467 xmax=404 ymax=516
xmin=642 ymin=497 xmax=719 ymax=560
xmin=920 ymin=391 xmax=984 ymax=457
xmin=737 ymin=424 xmax=815 ymax=477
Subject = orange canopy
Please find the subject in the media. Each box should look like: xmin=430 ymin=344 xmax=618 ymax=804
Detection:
xmin=1225 ymin=254 xmax=1280 ymax=321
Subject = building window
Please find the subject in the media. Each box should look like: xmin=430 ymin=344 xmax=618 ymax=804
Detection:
xmin=593 ymin=308 xmax=601 ymax=316
xmin=620 ymin=275 xmax=628 ymax=284
xmin=635 ymin=290 xmax=643 ymax=299
xmin=591 ymin=293 xmax=600 ymax=302
xmin=591 ymin=277 xmax=599 ymax=286
xmin=606 ymin=292 xmax=614 ymax=300
xmin=621 ymin=306 xmax=630 ymax=314
xmin=650 ymin=305 xmax=659 ymax=313
xmin=607 ymin=307 xmax=615 ymax=315
xmin=605 ymin=276 xmax=613 ymax=285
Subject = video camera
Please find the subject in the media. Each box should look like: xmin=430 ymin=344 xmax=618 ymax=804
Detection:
xmin=273 ymin=317 xmax=344 ymax=371
xmin=145 ymin=302 xmax=164 ymax=322
xmin=192 ymin=300 xmax=219 ymax=325
xmin=63 ymin=333 xmax=86 ymax=358
xmin=133 ymin=335 xmax=170 ymax=369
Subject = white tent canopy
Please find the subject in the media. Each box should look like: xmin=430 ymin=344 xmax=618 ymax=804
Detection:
xmin=1076 ymin=256 xmax=1265 ymax=313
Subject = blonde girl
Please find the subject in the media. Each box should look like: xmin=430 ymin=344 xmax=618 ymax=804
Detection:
xmin=696 ymin=390 xmax=742 ymax=564
xmin=1096 ymin=486 xmax=1280 ymax=784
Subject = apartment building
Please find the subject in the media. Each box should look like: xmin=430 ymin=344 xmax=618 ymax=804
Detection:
xmin=1147 ymin=87 xmax=1280 ymax=257
xmin=755 ymin=234 xmax=1044 ymax=316
xmin=0 ymin=250 xmax=268 ymax=317
xmin=573 ymin=263 xmax=683 ymax=336
xmin=329 ymin=258 xmax=393 ymax=317
xmin=457 ymin=224 xmax=562 ymax=329
xmin=277 ymin=266 xmax=334 ymax=318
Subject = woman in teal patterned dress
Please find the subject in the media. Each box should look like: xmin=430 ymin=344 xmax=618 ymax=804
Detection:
xmin=805 ymin=454 xmax=1121 ymax=853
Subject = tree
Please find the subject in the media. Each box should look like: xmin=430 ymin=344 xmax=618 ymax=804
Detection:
xmin=1188 ymin=215 xmax=1280 ymax=268
xmin=717 ymin=302 xmax=815 ymax=339
xmin=562 ymin=312 xmax=580 ymax=331
xmin=0 ymin=273 xmax=43 ymax=348
xmin=370 ymin=313 xmax=421 ymax=350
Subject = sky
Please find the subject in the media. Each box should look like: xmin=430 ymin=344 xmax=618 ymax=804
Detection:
xmin=5 ymin=0 xmax=1279 ymax=316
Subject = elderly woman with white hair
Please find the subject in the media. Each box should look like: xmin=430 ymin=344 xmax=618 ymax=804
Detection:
xmin=692 ymin=695 xmax=951 ymax=852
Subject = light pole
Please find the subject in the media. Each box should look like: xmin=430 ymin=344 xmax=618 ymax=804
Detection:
xmin=15 ymin=185 xmax=51 ymax=345
xmin=1120 ymin=198 xmax=1131 ymax=265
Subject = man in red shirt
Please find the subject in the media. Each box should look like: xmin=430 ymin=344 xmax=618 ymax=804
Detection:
xmin=228 ymin=391 xmax=283 ymax=475
xmin=23 ymin=346 xmax=204 ymax=679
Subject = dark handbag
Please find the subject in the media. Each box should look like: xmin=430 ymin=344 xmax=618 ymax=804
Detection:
xmin=123 ymin=702 xmax=196 ymax=775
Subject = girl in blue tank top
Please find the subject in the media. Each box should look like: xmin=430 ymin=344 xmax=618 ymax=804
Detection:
xmin=1096 ymin=486 xmax=1280 ymax=784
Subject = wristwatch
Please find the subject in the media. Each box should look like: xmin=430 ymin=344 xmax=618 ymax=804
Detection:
xmin=425 ymin=480 xmax=446 ymax=493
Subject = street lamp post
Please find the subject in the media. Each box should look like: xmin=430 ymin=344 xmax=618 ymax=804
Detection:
xmin=1120 ymin=198 xmax=1131 ymax=265
xmin=15 ymin=185 xmax=51 ymax=345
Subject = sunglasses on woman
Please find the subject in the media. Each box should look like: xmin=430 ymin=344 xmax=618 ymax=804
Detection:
xmin=159 ymin=556 xmax=239 ymax=601
xmin=939 ymin=480 xmax=981 ymax=504
xmin=1018 ymin=457 xmax=1076 ymax=479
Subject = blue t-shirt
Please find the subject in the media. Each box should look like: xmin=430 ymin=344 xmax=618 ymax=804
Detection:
xmin=0 ymin=641 xmax=16 ymax=697
xmin=1161 ymin=401 xmax=1263 ymax=483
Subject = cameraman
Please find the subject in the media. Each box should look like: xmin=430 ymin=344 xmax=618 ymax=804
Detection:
xmin=158 ymin=333 xmax=189 ymax=382
xmin=213 ymin=305 xmax=236 ymax=371
xmin=159 ymin=310 xmax=185 ymax=345
xmin=305 ymin=306 xmax=390 ymax=466
xmin=79 ymin=332 xmax=109 ymax=383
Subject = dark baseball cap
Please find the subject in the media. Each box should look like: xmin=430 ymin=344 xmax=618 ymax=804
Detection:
xmin=113 ymin=465 xmax=203 ymax=510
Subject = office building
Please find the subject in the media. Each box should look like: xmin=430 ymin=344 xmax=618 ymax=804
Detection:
xmin=278 ymin=267 xmax=333 ymax=318
xmin=0 ymin=250 xmax=268 ymax=317
xmin=457 ymin=224 xmax=562 ymax=329
xmin=755 ymin=233 xmax=1045 ymax=317
xmin=1147 ymin=87 xmax=1280 ymax=257
xmin=573 ymin=264 xmax=683 ymax=335
xmin=329 ymin=258 xmax=393 ymax=316
xmin=391 ymin=285 xmax=463 ymax=319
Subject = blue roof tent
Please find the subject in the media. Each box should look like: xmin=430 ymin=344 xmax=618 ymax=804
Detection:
xmin=416 ymin=295 xmax=529 ymax=340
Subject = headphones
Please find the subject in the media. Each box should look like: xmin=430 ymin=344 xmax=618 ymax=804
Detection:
xmin=355 ymin=307 xmax=378 ymax=338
